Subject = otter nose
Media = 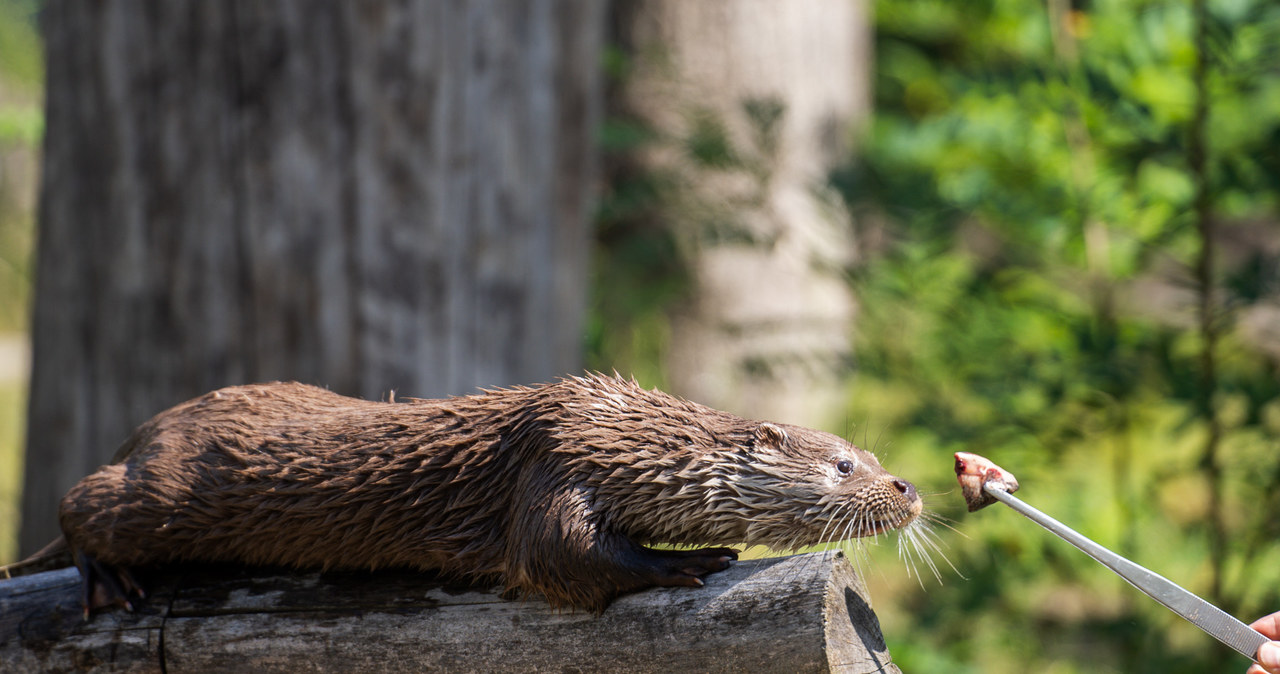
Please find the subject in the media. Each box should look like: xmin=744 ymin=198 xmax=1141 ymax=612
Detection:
xmin=892 ymin=478 xmax=918 ymax=502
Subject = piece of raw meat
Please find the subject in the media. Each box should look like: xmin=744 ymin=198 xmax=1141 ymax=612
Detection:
xmin=954 ymin=452 xmax=1019 ymax=512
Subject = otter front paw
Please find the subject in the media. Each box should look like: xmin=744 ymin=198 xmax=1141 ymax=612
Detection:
xmin=74 ymin=550 xmax=146 ymax=618
xmin=640 ymin=546 xmax=739 ymax=588
xmin=509 ymin=542 xmax=740 ymax=612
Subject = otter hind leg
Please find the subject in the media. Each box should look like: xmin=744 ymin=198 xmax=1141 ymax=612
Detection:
xmin=74 ymin=550 xmax=146 ymax=618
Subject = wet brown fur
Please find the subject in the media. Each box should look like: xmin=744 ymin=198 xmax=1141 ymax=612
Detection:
xmin=59 ymin=374 xmax=922 ymax=612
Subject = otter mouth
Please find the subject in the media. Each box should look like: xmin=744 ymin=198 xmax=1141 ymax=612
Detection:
xmin=824 ymin=478 xmax=924 ymax=541
xmin=849 ymin=504 xmax=922 ymax=538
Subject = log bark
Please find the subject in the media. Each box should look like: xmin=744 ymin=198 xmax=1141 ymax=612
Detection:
xmin=0 ymin=551 xmax=900 ymax=673
xmin=22 ymin=0 xmax=602 ymax=554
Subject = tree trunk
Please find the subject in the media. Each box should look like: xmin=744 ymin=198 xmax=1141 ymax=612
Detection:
xmin=21 ymin=0 xmax=601 ymax=555
xmin=614 ymin=0 xmax=869 ymax=429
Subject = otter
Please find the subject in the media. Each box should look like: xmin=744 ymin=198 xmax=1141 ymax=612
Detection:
xmin=59 ymin=374 xmax=923 ymax=614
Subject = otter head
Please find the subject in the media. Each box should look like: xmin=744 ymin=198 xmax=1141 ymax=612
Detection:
xmin=738 ymin=422 xmax=923 ymax=550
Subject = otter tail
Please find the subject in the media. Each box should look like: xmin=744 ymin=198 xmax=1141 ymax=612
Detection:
xmin=2 ymin=432 xmax=143 ymax=581
xmin=0 ymin=536 xmax=73 ymax=579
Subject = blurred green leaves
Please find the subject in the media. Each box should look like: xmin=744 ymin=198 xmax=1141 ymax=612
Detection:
xmin=0 ymin=0 xmax=43 ymax=145
xmin=0 ymin=0 xmax=40 ymax=563
xmin=0 ymin=1 xmax=41 ymax=89
xmin=841 ymin=0 xmax=1280 ymax=671
xmin=0 ymin=0 xmax=41 ymax=335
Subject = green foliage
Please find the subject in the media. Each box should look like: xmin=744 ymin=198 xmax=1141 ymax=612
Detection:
xmin=840 ymin=0 xmax=1280 ymax=671
xmin=0 ymin=1 xmax=41 ymax=91
xmin=0 ymin=380 xmax=24 ymax=564
xmin=589 ymin=112 xmax=688 ymax=388
xmin=590 ymin=75 xmax=791 ymax=384
xmin=0 ymin=0 xmax=41 ymax=562
xmin=0 ymin=105 xmax=41 ymax=147
xmin=0 ymin=0 xmax=40 ymax=333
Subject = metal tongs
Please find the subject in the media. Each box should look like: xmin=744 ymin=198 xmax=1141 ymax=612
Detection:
xmin=983 ymin=483 xmax=1270 ymax=663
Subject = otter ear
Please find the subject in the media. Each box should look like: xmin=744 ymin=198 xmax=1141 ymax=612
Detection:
xmin=753 ymin=422 xmax=788 ymax=449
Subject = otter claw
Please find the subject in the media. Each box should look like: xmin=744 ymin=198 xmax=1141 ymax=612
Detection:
xmin=75 ymin=551 xmax=145 ymax=617
xmin=646 ymin=547 xmax=738 ymax=587
xmin=680 ymin=559 xmax=731 ymax=579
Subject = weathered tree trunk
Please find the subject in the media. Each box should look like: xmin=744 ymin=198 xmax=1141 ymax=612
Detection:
xmin=614 ymin=0 xmax=869 ymax=429
xmin=21 ymin=0 xmax=602 ymax=555
xmin=0 ymin=552 xmax=902 ymax=673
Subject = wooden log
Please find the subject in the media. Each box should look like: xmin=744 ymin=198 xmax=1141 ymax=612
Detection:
xmin=0 ymin=551 xmax=901 ymax=673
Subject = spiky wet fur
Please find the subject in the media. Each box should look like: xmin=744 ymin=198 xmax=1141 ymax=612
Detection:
xmin=60 ymin=374 xmax=923 ymax=612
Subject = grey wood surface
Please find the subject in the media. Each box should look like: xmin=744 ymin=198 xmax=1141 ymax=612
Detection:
xmin=0 ymin=551 xmax=901 ymax=673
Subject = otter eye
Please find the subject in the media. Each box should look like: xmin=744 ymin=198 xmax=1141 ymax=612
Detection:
xmin=836 ymin=459 xmax=854 ymax=475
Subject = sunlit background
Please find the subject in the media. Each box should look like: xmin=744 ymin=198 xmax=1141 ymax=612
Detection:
xmin=0 ymin=0 xmax=39 ymax=567
xmin=3 ymin=1 xmax=1279 ymax=672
